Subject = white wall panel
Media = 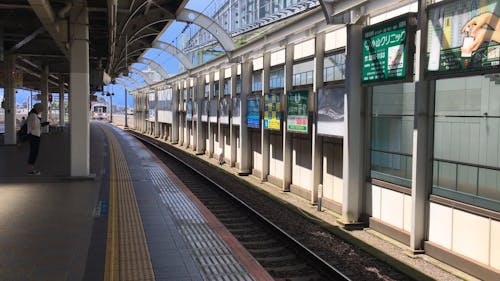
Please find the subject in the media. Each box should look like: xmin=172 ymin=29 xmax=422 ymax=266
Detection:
xmin=371 ymin=185 xmax=381 ymax=219
xmin=370 ymin=2 xmax=418 ymax=24
xmin=293 ymin=39 xmax=315 ymax=60
xmin=380 ymin=188 xmax=405 ymax=229
xmin=403 ymin=194 xmax=412 ymax=232
xmin=225 ymin=68 xmax=231 ymax=78
xmin=271 ymin=49 xmax=286 ymax=66
xmin=428 ymin=203 xmax=453 ymax=249
xmin=325 ymin=27 xmax=346 ymax=51
xmin=253 ymin=57 xmax=263 ymax=71
xmin=214 ymin=71 xmax=219 ymax=81
xmin=292 ymin=138 xmax=312 ymax=190
xmin=491 ymin=219 xmax=500 ymax=271
xmin=269 ymin=134 xmax=284 ymax=180
xmin=452 ymin=209 xmax=490 ymax=265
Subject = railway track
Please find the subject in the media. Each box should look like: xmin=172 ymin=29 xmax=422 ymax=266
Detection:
xmin=130 ymin=131 xmax=350 ymax=281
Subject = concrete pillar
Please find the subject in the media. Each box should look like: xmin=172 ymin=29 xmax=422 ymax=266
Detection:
xmin=69 ymin=4 xmax=90 ymax=177
xmin=208 ymin=72 xmax=215 ymax=157
xmin=411 ymin=0 xmax=435 ymax=252
xmin=172 ymin=85 xmax=179 ymax=144
xmin=312 ymin=32 xmax=325 ymax=204
xmin=239 ymin=61 xmax=252 ymax=175
xmin=59 ymin=76 xmax=65 ymax=126
xmin=3 ymin=55 xmax=16 ymax=144
xmin=340 ymin=23 xmax=366 ymax=224
xmin=154 ymin=88 xmax=160 ymax=138
xmin=195 ymin=76 xmax=205 ymax=154
xmin=40 ymin=65 xmax=49 ymax=133
xmin=124 ymin=88 xmax=128 ymax=128
xmin=179 ymin=84 xmax=185 ymax=146
xmin=261 ymin=53 xmax=271 ymax=181
xmin=218 ymin=68 xmax=224 ymax=161
xmin=282 ymin=44 xmax=294 ymax=191
xmin=230 ymin=64 xmax=238 ymax=167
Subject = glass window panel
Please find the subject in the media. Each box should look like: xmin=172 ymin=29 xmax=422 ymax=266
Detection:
xmin=324 ymin=53 xmax=346 ymax=82
xmin=433 ymin=75 xmax=500 ymax=211
xmin=252 ymin=71 xmax=262 ymax=92
xmin=204 ymin=84 xmax=210 ymax=98
xmin=270 ymin=67 xmax=284 ymax=89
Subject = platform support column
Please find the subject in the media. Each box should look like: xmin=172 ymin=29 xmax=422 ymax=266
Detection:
xmin=411 ymin=0 xmax=434 ymax=253
xmin=41 ymin=65 xmax=49 ymax=133
xmin=195 ymin=76 xmax=205 ymax=154
xmin=59 ymin=76 xmax=65 ymax=127
xmin=340 ymin=23 xmax=366 ymax=225
xmin=69 ymin=4 xmax=90 ymax=177
xmin=261 ymin=53 xmax=271 ymax=181
xmin=229 ymin=64 xmax=238 ymax=167
xmin=154 ymin=88 xmax=160 ymax=138
xmin=124 ymin=88 xmax=128 ymax=128
xmin=312 ymin=32 xmax=325 ymax=204
xmin=172 ymin=85 xmax=179 ymax=144
xmin=208 ymin=72 xmax=215 ymax=157
xmin=239 ymin=60 xmax=252 ymax=175
xmin=3 ymin=55 xmax=16 ymax=145
xmin=217 ymin=68 xmax=224 ymax=161
xmin=282 ymin=45 xmax=294 ymax=191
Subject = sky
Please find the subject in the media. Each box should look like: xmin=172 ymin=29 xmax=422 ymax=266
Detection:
xmin=1 ymin=0 xmax=216 ymax=109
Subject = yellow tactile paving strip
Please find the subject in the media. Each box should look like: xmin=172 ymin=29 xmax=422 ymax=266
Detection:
xmin=102 ymin=125 xmax=155 ymax=281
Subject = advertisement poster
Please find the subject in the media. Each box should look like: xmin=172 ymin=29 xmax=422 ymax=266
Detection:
xmin=220 ymin=98 xmax=229 ymax=124
xmin=186 ymin=101 xmax=193 ymax=121
xmin=232 ymin=96 xmax=241 ymax=125
xmin=247 ymin=96 xmax=260 ymax=128
xmin=193 ymin=102 xmax=198 ymax=121
xmin=286 ymin=90 xmax=309 ymax=133
xmin=362 ymin=14 xmax=416 ymax=84
xmin=148 ymin=92 xmax=156 ymax=121
xmin=209 ymin=99 xmax=218 ymax=123
xmin=317 ymin=87 xmax=344 ymax=137
xmin=264 ymin=93 xmax=281 ymax=130
xmin=201 ymin=100 xmax=208 ymax=122
xmin=427 ymin=0 xmax=500 ymax=76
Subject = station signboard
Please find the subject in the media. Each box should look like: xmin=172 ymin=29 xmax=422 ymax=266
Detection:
xmin=426 ymin=0 xmax=500 ymax=77
xmin=362 ymin=13 xmax=416 ymax=84
xmin=264 ymin=93 xmax=281 ymax=130
xmin=286 ymin=90 xmax=308 ymax=133
xmin=247 ymin=96 xmax=260 ymax=128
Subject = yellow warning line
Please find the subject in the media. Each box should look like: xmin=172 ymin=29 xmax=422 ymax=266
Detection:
xmin=102 ymin=125 xmax=155 ymax=281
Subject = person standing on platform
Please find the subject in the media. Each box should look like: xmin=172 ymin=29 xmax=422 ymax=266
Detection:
xmin=26 ymin=103 xmax=49 ymax=175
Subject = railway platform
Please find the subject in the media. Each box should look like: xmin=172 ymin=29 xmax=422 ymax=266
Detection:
xmin=0 ymin=122 xmax=271 ymax=281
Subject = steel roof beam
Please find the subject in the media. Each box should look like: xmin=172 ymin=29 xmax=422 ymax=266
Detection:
xmin=152 ymin=40 xmax=194 ymax=69
xmin=138 ymin=57 xmax=169 ymax=79
xmin=176 ymin=9 xmax=235 ymax=52
xmin=129 ymin=66 xmax=154 ymax=85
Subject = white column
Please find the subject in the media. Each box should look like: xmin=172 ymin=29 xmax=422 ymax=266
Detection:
xmin=59 ymin=76 xmax=65 ymax=126
xmin=69 ymin=4 xmax=90 ymax=177
xmin=312 ymin=32 xmax=325 ymax=204
xmin=172 ymin=85 xmax=179 ymax=143
xmin=195 ymin=76 xmax=205 ymax=154
xmin=282 ymin=44 xmax=294 ymax=191
xmin=217 ymin=68 xmax=224 ymax=161
xmin=3 ymin=55 xmax=16 ymax=144
xmin=238 ymin=61 xmax=252 ymax=175
xmin=341 ymin=23 xmax=366 ymax=224
xmin=411 ymin=0 xmax=434 ymax=252
xmin=124 ymin=88 xmax=128 ymax=128
xmin=230 ymin=64 xmax=238 ymax=167
xmin=41 ymin=65 xmax=49 ymax=133
xmin=208 ymin=72 xmax=214 ymax=157
xmin=261 ymin=53 xmax=271 ymax=181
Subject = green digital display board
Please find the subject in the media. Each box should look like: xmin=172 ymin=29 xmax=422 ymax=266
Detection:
xmin=362 ymin=14 xmax=416 ymax=84
xmin=287 ymin=90 xmax=308 ymax=133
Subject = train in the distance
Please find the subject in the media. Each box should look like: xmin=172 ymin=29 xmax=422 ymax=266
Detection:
xmin=91 ymin=102 xmax=108 ymax=120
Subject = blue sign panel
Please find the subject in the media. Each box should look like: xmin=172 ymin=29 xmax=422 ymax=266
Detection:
xmin=247 ymin=96 xmax=260 ymax=128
